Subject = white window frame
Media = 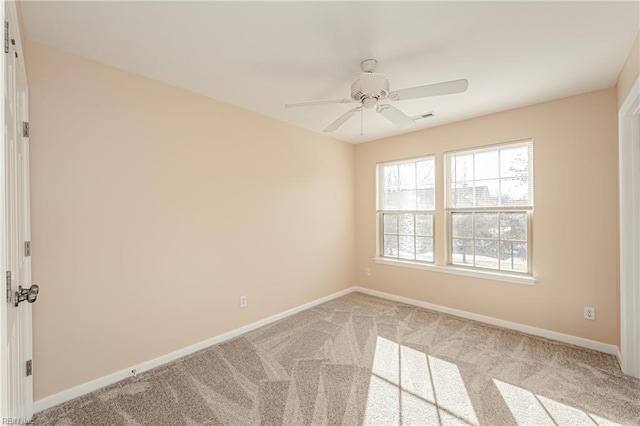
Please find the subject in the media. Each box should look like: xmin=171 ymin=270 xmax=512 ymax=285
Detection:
xmin=445 ymin=140 xmax=533 ymax=276
xmin=377 ymin=155 xmax=436 ymax=264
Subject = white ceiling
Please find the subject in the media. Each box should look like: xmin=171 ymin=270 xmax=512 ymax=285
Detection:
xmin=21 ymin=1 xmax=639 ymax=144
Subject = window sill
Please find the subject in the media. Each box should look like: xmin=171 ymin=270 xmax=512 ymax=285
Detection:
xmin=372 ymin=257 xmax=537 ymax=286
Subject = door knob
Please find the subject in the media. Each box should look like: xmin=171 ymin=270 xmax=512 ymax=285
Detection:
xmin=15 ymin=284 xmax=39 ymax=307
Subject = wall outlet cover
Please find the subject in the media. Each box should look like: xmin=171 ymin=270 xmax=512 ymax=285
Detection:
xmin=584 ymin=306 xmax=595 ymax=320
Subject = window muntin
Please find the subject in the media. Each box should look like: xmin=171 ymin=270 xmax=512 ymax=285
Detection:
xmin=447 ymin=142 xmax=533 ymax=209
xmin=450 ymin=211 xmax=528 ymax=272
xmin=379 ymin=158 xmax=435 ymax=211
xmin=382 ymin=212 xmax=434 ymax=262
xmin=378 ymin=157 xmax=435 ymax=263
xmin=446 ymin=141 xmax=533 ymax=274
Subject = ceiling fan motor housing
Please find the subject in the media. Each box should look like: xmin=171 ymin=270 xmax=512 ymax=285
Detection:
xmin=351 ymin=73 xmax=390 ymax=108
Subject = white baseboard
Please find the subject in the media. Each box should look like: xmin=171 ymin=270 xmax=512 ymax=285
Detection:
xmin=33 ymin=286 xmax=356 ymax=414
xmin=35 ymin=284 xmax=621 ymax=413
xmin=355 ymin=286 xmax=620 ymax=356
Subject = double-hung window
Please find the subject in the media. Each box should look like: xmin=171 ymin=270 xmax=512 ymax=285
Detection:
xmin=446 ymin=141 xmax=533 ymax=274
xmin=378 ymin=156 xmax=435 ymax=262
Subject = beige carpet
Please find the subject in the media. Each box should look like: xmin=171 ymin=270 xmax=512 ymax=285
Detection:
xmin=33 ymin=292 xmax=640 ymax=425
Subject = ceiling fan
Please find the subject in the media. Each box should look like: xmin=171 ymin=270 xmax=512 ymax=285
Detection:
xmin=285 ymin=59 xmax=468 ymax=134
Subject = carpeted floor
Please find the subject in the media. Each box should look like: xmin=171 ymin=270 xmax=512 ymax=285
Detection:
xmin=33 ymin=292 xmax=640 ymax=425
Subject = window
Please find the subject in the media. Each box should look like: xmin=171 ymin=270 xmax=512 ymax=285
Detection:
xmin=446 ymin=141 xmax=533 ymax=273
xmin=378 ymin=156 xmax=435 ymax=262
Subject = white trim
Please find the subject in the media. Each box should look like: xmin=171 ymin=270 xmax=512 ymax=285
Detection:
xmin=33 ymin=286 xmax=356 ymax=413
xmin=618 ymin=74 xmax=640 ymax=378
xmin=373 ymin=257 xmax=536 ymax=286
xmin=617 ymin=346 xmax=623 ymax=369
xmin=0 ymin=2 xmax=7 ymax=419
xmin=355 ymin=287 xmax=618 ymax=356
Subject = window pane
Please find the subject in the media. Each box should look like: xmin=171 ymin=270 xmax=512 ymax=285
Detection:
xmin=399 ymin=236 xmax=415 ymax=260
xmin=399 ymin=213 xmax=414 ymax=235
xmin=475 ymin=239 xmax=498 ymax=269
xmin=475 ymin=213 xmax=498 ymax=239
xmin=475 ymin=150 xmax=499 ymax=180
xmin=383 ymin=235 xmax=398 ymax=257
xmin=399 ymin=163 xmax=416 ymax=190
xmin=500 ymin=145 xmax=529 ymax=178
xmin=452 ymin=239 xmax=473 ymax=266
xmin=500 ymin=212 xmax=527 ymax=241
xmin=446 ymin=142 xmax=532 ymax=273
xmin=416 ymin=237 xmax=433 ymax=262
xmin=397 ymin=189 xmax=417 ymax=210
xmin=383 ymin=165 xmax=399 ymax=190
xmin=452 ymin=213 xmax=473 ymax=238
xmin=417 ymin=188 xmax=435 ymax=210
xmin=379 ymin=156 xmax=435 ymax=263
xmin=500 ymin=242 xmax=528 ymax=272
xmin=383 ymin=214 xmax=398 ymax=235
xmin=447 ymin=142 xmax=532 ymax=210
xmin=416 ymin=214 xmax=433 ymax=237
xmin=451 ymin=183 xmax=474 ymax=208
xmin=383 ymin=190 xmax=399 ymax=210
xmin=500 ymin=177 xmax=530 ymax=206
xmin=417 ymin=160 xmax=434 ymax=187
xmin=453 ymin=154 xmax=473 ymax=182
xmin=474 ymin=179 xmax=499 ymax=207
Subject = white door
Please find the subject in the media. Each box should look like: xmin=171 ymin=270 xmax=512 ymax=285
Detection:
xmin=1 ymin=1 xmax=34 ymax=421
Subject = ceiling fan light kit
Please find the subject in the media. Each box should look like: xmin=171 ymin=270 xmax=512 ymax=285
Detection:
xmin=285 ymin=59 xmax=468 ymax=135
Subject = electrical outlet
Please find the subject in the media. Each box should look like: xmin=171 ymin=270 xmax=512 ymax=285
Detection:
xmin=365 ymin=267 xmax=371 ymax=277
xmin=584 ymin=306 xmax=595 ymax=320
xmin=240 ymin=295 xmax=247 ymax=308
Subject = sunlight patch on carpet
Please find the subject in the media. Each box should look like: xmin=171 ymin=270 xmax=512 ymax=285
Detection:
xmin=493 ymin=379 xmax=622 ymax=426
xmin=365 ymin=336 xmax=479 ymax=425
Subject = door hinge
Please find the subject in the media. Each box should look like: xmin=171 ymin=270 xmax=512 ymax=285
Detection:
xmin=22 ymin=122 xmax=29 ymax=138
xmin=24 ymin=241 xmax=30 ymax=257
xmin=6 ymin=271 xmax=11 ymax=303
xmin=4 ymin=21 xmax=8 ymax=54
xmin=26 ymin=360 xmax=32 ymax=376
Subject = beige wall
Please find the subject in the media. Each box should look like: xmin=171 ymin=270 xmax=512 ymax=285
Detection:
xmin=26 ymin=41 xmax=355 ymax=400
xmin=355 ymin=88 xmax=619 ymax=345
xmin=25 ymin=32 xmax=626 ymax=401
xmin=617 ymin=32 xmax=640 ymax=108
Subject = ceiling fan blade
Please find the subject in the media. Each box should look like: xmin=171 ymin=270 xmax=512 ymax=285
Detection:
xmin=285 ymin=98 xmax=354 ymax=108
xmin=376 ymin=105 xmax=416 ymax=129
xmin=323 ymin=107 xmax=361 ymax=133
xmin=391 ymin=79 xmax=468 ymax=101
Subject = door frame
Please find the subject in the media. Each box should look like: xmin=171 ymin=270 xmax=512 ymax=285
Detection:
xmin=1 ymin=0 xmax=32 ymax=420
xmin=0 ymin=0 xmax=7 ymax=417
xmin=619 ymin=75 xmax=640 ymax=378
